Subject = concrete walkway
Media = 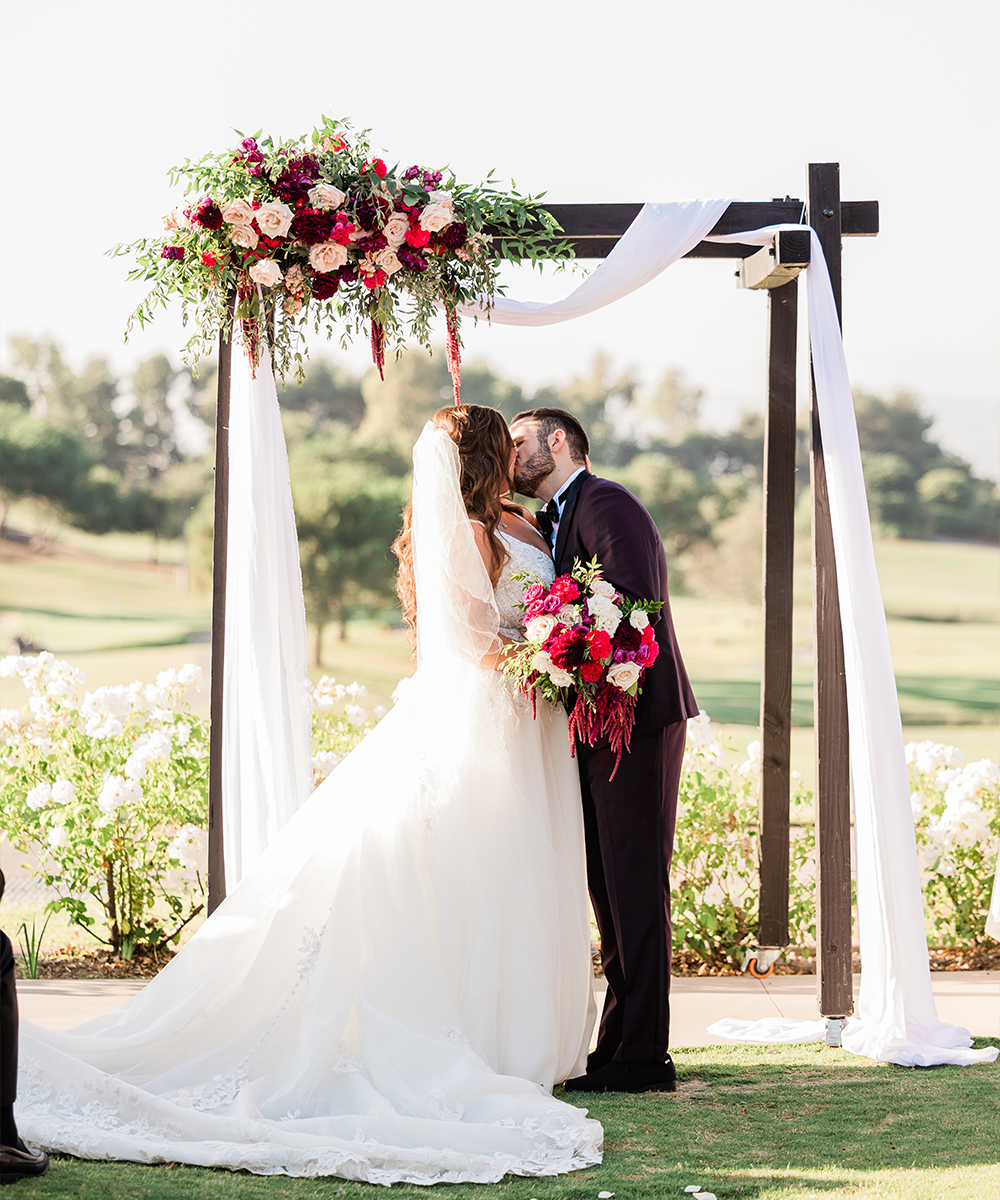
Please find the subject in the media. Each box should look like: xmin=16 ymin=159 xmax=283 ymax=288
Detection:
xmin=17 ymin=972 xmax=998 ymax=1045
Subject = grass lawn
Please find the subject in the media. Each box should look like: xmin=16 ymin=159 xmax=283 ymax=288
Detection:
xmin=12 ymin=1041 xmax=999 ymax=1199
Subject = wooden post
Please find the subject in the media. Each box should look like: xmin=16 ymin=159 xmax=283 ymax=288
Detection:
xmin=207 ymin=293 xmax=236 ymax=916
xmin=808 ymin=163 xmax=854 ymax=1025
xmin=757 ymin=276 xmax=798 ymax=948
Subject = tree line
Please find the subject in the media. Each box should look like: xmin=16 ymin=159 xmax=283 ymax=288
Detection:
xmin=2 ymin=339 xmax=996 ymax=661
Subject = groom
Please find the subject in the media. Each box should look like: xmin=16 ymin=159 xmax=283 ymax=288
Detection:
xmin=510 ymin=408 xmax=698 ymax=1093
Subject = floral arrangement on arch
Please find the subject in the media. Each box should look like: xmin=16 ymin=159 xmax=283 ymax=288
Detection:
xmin=114 ymin=116 xmax=571 ymax=390
xmin=501 ymin=557 xmax=662 ymax=776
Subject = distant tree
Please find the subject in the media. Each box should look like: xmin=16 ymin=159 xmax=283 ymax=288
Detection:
xmin=279 ymin=359 xmax=365 ymax=428
xmin=0 ymin=376 xmax=29 ymax=408
xmin=287 ymin=430 xmax=409 ymax=662
xmin=358 ymin=348 xmax=454 ymax=448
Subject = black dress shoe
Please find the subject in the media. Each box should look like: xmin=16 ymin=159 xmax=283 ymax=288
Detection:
xmin=564 ymin=1056 xmax=677 ymax=1093
xmin=0 ymin=1144 xmax=50 ymax=1185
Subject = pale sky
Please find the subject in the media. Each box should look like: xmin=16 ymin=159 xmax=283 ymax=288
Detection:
xmin=3 ymin=0 xmax=997 ymax=476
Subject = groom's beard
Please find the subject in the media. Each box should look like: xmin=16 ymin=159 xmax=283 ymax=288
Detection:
xmin=513 ymin=446 xmax=556 ymax=498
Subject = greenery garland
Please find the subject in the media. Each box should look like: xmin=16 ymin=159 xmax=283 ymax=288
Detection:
xmin=112 ymin=116 xmax=572 ymax=389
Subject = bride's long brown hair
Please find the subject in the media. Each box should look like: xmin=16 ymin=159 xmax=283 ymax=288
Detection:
xmin=392 ymin=405 xmax=514 ymax=646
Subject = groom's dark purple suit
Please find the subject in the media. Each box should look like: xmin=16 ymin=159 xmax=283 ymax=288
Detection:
xmin=552 ymin=472 xmax=697 ymax=1065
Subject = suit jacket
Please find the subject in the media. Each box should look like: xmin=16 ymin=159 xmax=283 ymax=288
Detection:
xmin=554 ymin=472 xmax=698 ymax=735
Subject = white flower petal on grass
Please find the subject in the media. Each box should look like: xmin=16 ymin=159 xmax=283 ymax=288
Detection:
xmin=598 ymin=1191 xmax=615 ymax=1198
xmin=685 ymin=1189 xmax=703 ymax=1195
xmin=693 ymin=1193 xmax=717 ymax=1200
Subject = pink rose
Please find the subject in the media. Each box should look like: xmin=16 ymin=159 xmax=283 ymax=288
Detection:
xmin=308 ymin=241 xmax=349 ymax=273
xmin=229 ymin=223 xmax=258 ymax=250
xmin=221 ymin=199 xmax=255 ymax=226
xmin=419 ymin=202 xmax=454 ymax=233
xmin=382 ymin=212 xmax=410 ymax=247
xmin=248 ymin=258 xmax=282 ymax=288
xmin=523 ymin=583 xmax=547 ymax=605
xmin=308 ymin=182 xmax=346 ymax=210
xmin=255 ymin=200 xmax=294 ymax=238
xmin=542 ymin=595 xmax=562 ymax=614
xmin=525 ymin=601 xmax=545 ymax=620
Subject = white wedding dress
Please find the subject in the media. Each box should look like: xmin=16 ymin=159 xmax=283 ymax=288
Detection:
xmin=16 ymin=427 xmax=602 ymax=1183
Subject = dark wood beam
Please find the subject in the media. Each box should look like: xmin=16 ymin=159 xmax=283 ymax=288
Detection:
xmin=757 ymin=277 xmax=797 ymax=949
xmin=207 ymin=291 xmax=236 ymax=917
xmin=488 ymin=199 xmax=878 ymax=260
xmin=808 ymin=163 xmax=854 ymax=1025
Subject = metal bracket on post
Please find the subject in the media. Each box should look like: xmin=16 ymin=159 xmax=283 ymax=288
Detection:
xmin=824 ymin=1017 xmax=848 ymax=1047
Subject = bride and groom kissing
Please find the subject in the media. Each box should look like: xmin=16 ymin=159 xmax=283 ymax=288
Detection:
xmin=12 ymin=403 xmax=698 ymax=1185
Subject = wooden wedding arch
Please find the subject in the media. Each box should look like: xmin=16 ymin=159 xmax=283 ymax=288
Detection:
xmin=207 ymin=162 xmax=879 ymax=1042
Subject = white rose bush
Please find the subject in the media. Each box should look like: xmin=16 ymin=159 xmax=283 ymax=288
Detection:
xmin=671 ymin=713 xmax=817 ymax=971
xmin=907 ymin=740 xmax=1000 ymax=945
xmin=0 ymin=655 xmax=209 ymax=961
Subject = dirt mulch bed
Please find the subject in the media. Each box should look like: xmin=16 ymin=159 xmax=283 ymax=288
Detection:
xmin=15 ymin=945 xmax=176 ymax=980
xmin=18 ymin=942 xmax=1000 ymax=982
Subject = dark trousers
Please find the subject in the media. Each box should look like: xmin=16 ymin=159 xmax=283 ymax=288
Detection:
xmin=0 ymin=931 xmax=16 ymax=1107
xmin=578 ymin=721 xmax=686 ymax=1065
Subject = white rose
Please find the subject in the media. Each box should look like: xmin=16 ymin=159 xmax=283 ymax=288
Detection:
xmin=703 ymin=882 xmax=726 ymax=907
xmin=308 ymin=182 xmax=346 ymax=210
xmin=308 ymin=241 xmax=349 ymax=273
xmin=547 ymin=665 xmax=575 ymax=688
xmin=525 ymin=615 xmax=558 ymax=644
xmin=530 ymin=650 xmax=553 ymax=673
xmin=590 ymin=579 xmax=616 ymax=599
xmin=221 ymin=199 xmax=256 ymax=225
xmin=25 ymin=782 xmax=53 ymax=810
xmin=588 ymin=594 xmax=622 ymax=636
xmin=607 ymin=661 xmax=641 ymax=691
xmin=51 ymin=778 xmax=75 ymax=805
xmin=382 ymin=212 xmax=410 ymax=246
xmin=346 ymin=704 xmax=366 ymax=726
xmin=374 ymin=247 xmax=403 ymax=275
xmin=47 ymin=824 xmax=67 ymax=848
xmin=629 ymin=609 xmax=649 ymax=630
xmin=177 ymin=663 xmax=203 ymax=688
xmin=428 ymin=189 xmax=453 ymax=206
xmin=255 ymin=200 xmax=294 ymax=237
xmin=229 ymin=223 xmax=259 ymax=250
xmin=556 ymin=604 xmax=580 ymax=626
xmin=419 ymin=202 xmax=454 ymax=233
xmin=249 ymin=258 xmax=283 ymax=288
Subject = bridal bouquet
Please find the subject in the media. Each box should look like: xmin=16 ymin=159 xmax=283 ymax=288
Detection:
xmin=114 ymin=115 xmax=570 ymax=389
xmin=502 ymin=557 xmax=662 ymax=775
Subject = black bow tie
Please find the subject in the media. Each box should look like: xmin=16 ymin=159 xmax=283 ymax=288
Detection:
xmin=536 ymin=498 xmax=559 ymax=539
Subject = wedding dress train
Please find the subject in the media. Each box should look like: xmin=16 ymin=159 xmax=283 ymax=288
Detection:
xmin=16 ymin=427 xmax=602 ymax=1183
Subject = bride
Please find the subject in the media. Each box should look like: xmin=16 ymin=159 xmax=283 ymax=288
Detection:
xmin=16 ymin=405 xmax=603 ymax=1184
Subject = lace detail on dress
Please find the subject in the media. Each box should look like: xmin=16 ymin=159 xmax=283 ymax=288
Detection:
xmin=494 ymin=533 xmax=554 ymax=641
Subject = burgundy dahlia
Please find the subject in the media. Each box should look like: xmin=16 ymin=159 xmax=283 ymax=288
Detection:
xmin=160 ymin=245 xmax=184 ymax=260
xmin=614 ymin=623 xmax=642 ymax=652
xmin=442 ymin=222 xmax=467 ymax=250
xmin=336 ymin=264 xmax=358 ymax=285
xmin=354 ymin=233 xmax=387 ymax=256
xmin=396 ymin=244 xmax=428 ymax=273
xmin=291 ymin=207 xmax=335 ymax=245
xmin=354 ymin=196 xmax=391 ymax=232
xmin=193 ymin=198 xmax=224 ymax=230
xmin=310 ymin=274 xmax=339 ymax=301
xmin=549 ymin=627 xmax=590 ymax=670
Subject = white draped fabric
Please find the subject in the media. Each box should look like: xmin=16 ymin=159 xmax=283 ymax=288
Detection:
xmin=222 ymin=342 xmax=313 ymax=888
xmin=463 ymin=201 xmax=996 ymax=1068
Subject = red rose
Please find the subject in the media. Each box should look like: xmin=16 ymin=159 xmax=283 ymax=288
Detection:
xmin=587 ymin=630 xmax=612 ymax=661
xmin=201 ymin=251 xmax=217 ymax=267
xmin=550 ymin=576 xmax=580 ymax=603
xmin=373 ymin=158 xmax=387 ymax=177
xmin=645 ymin=639 xmax=659 ymax=665
xmin=579 ymin=660 xmax=605 ymax=683
xmin=641 ymin=624 xmax=656 ymax=644
xmin=405 ymin=228 xmax=431 ymax=248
